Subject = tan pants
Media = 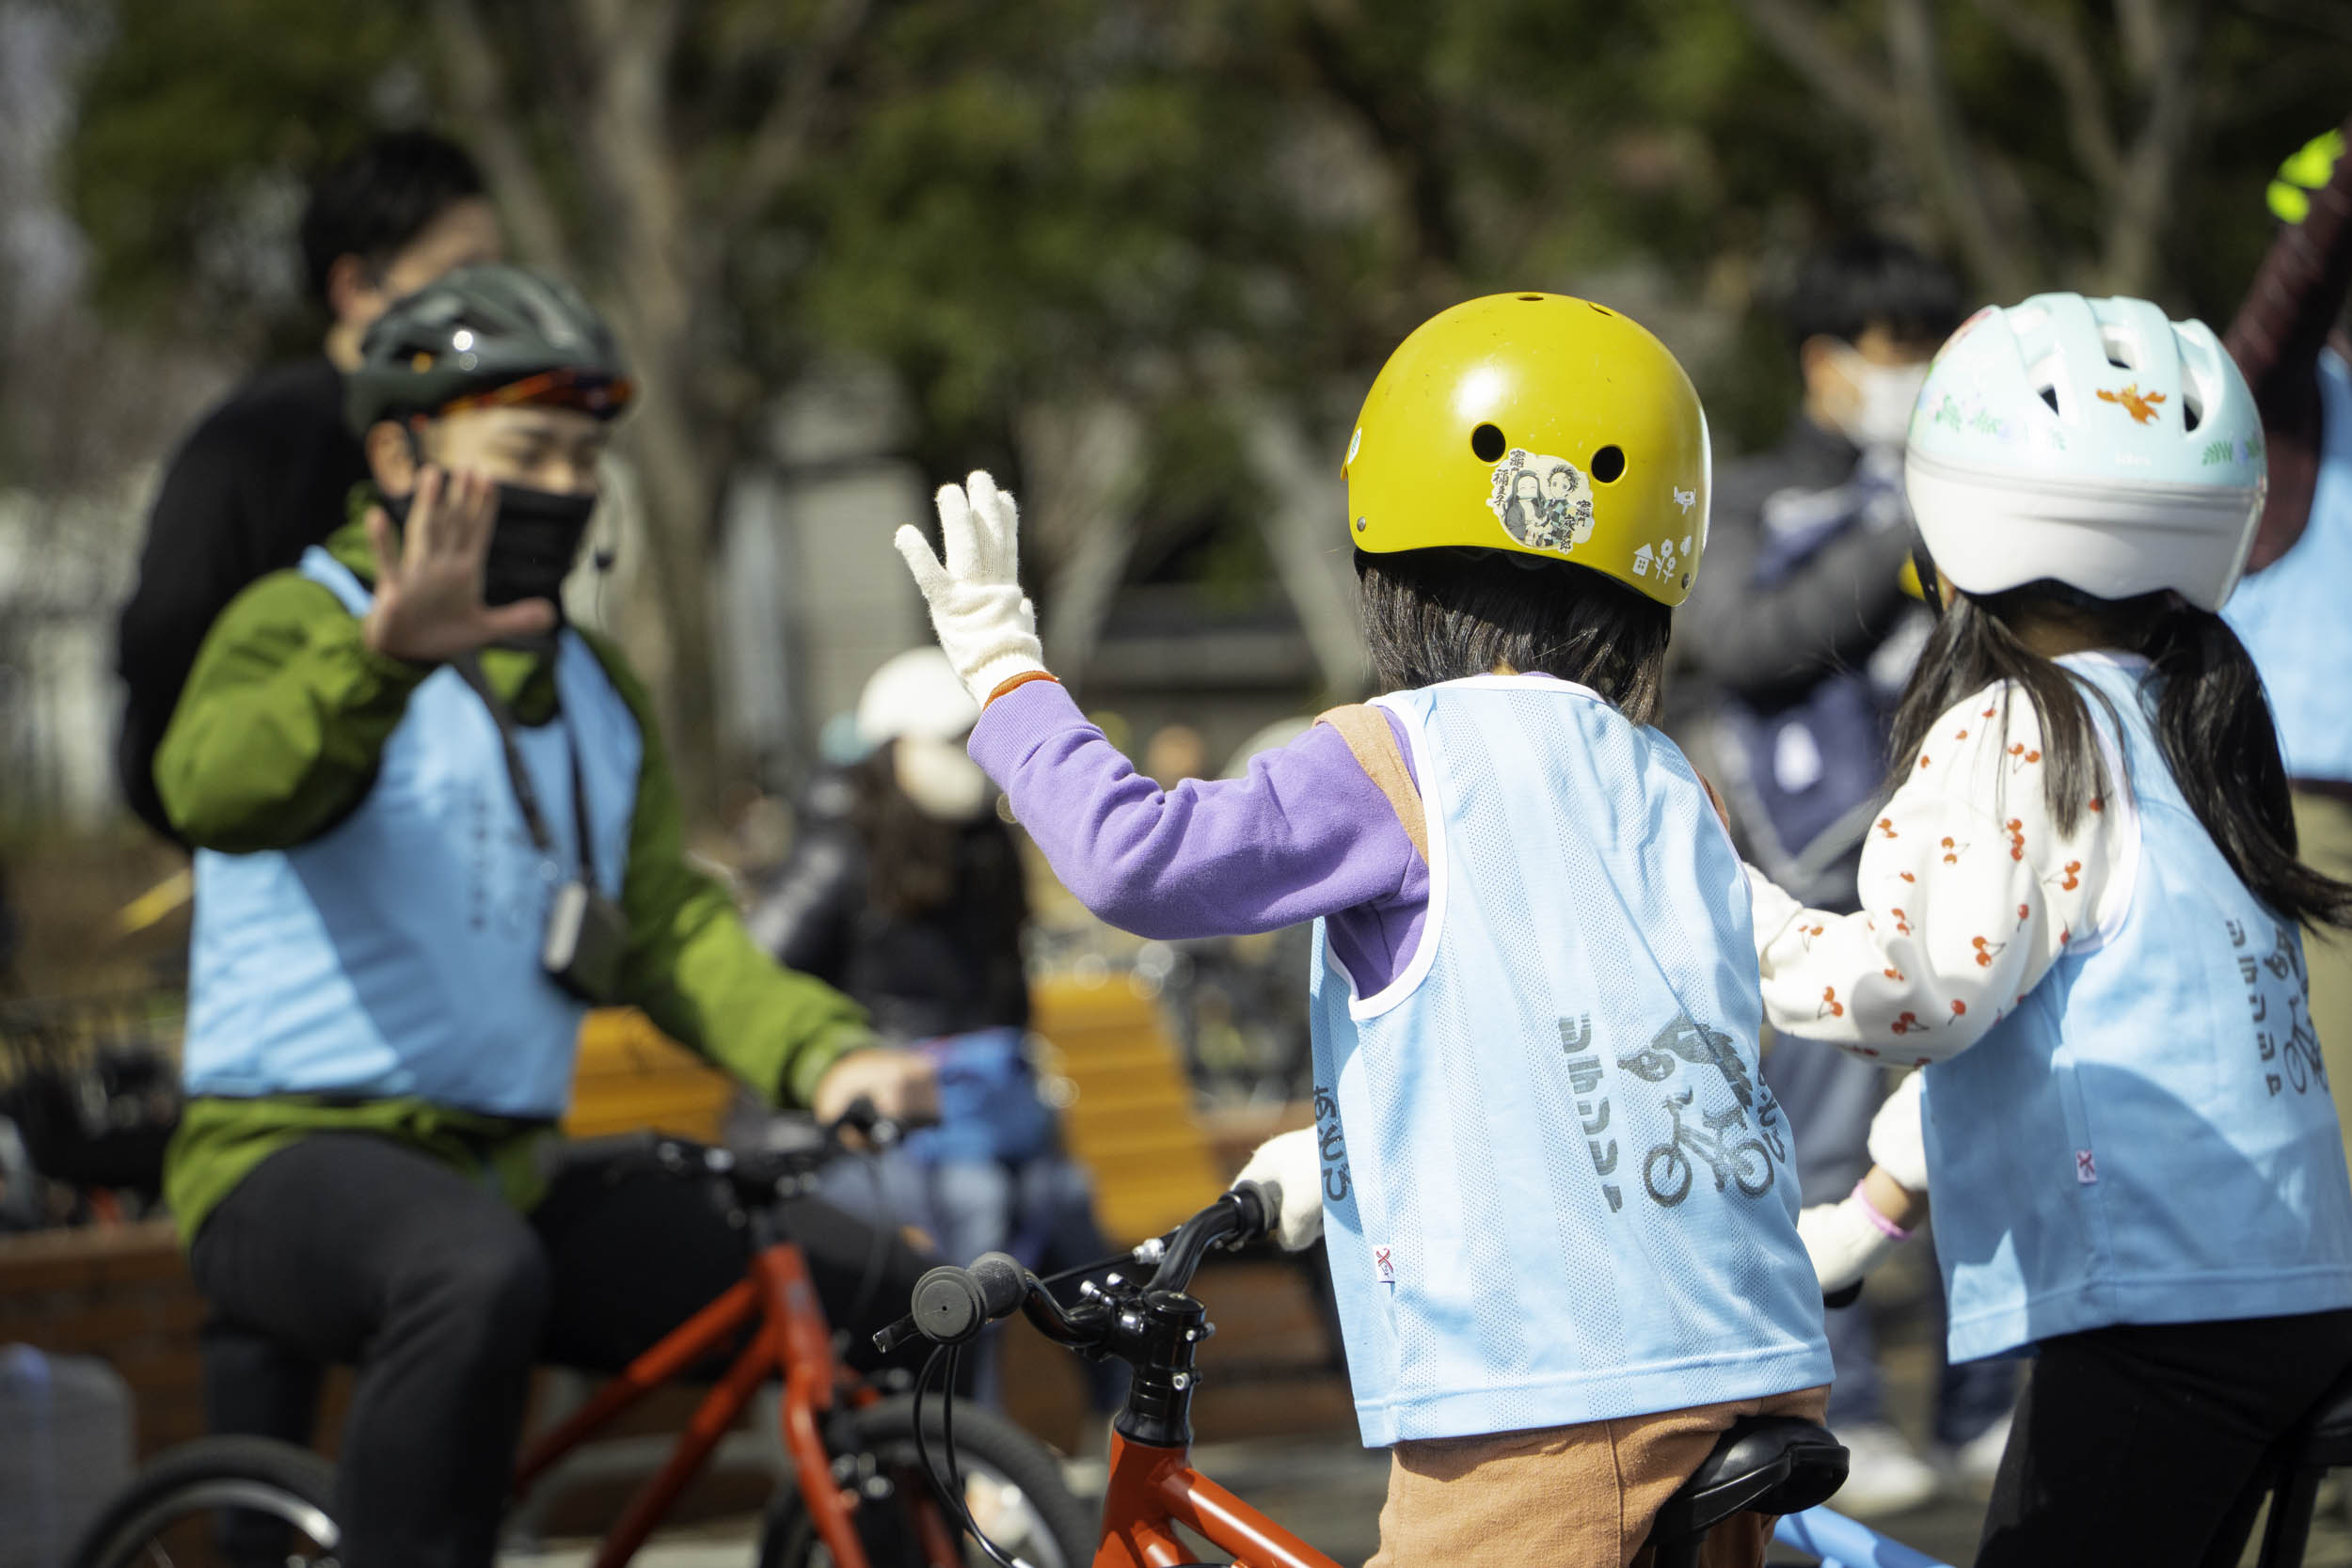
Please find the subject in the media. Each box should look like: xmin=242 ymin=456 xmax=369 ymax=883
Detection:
xmin=2296 ymin=789 xmax=2352 ymax=1149
xmin=1364 ymin=1386 xmax=1832 ymax=1568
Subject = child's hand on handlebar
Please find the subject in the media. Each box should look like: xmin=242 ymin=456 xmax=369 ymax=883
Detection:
xmin=811 ymin=1047 xmax=941 ymax=1132
xmin=1233 ymin=1126 xmax=1326 ymax=1251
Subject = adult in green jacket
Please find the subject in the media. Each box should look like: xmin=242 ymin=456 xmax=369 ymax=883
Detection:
xmin=158 ymin=265 xmax=936 ymax=1568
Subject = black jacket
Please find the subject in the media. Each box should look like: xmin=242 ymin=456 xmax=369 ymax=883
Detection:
xmin=1680 ymin=417 xmax=1927 ymax=909
xmin=115 ymin=357 xmax=368 ymax=840
xmin=1680 ymin=416 xmax=1920 ymax=707
xmin=746 ymin=779 xmax=1031 ymax=1045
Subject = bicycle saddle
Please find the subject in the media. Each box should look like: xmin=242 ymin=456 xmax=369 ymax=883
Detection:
xmin=1645 ymin=1415 xmax=1848 ymax=1563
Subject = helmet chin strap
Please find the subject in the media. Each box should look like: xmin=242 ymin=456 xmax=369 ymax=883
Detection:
xmin=1912 ymin=539 xmax=1945 ymax=618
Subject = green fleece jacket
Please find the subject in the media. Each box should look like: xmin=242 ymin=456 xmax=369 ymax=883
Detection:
xmin=157 ymin=507 xmax=869 ymax=1244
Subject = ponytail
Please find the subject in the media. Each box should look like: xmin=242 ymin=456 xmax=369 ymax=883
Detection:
xmin=1888 ymin=584 xmax=2352 ymax=932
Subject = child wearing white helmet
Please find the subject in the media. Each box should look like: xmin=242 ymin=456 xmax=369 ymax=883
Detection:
xmin=1751 ymin=292 xmax=2352 ymax=1567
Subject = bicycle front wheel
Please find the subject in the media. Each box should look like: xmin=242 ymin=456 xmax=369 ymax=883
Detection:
xmin=759 ymin=1394 xmax=1097 ymax=1568
xmin=70 ymin=1435 xmax=340 ymax=1568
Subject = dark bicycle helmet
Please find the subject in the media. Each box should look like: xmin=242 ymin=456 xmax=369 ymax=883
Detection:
xmin=344 ymin=262 xmax=632 ymax=435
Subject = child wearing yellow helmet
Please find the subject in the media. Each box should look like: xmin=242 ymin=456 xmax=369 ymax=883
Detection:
xmin=897 ymin=293 xmax=1831 ymax=1567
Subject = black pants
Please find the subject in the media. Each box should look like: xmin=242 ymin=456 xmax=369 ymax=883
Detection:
xmin=189 ymin=1132 xmax=933 ymax=1568
xmin=1978 ymin=1308 xmax=2352 ymax=1568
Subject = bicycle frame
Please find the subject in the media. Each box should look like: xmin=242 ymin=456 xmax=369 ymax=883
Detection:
xmin=1092 ymin=1430 xmax=1341 ymax=1568
xmin=1772 ymin=1506 xmax=1953 ymax=1568
xmin=510 ymin=1215 xmax=959 ymax=1568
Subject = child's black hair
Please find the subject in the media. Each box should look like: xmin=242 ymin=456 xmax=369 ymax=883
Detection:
xmin=1355 ymin=548 xmax=1673 ymax=724
xmin=1786 ymin=234 xmax=1963 ymax=352
xmin=1888 ymin=582 xmax=2352 ymax=931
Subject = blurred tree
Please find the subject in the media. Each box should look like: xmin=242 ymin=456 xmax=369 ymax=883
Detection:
xmin=57 ymin=0 xmax=2351 ymax=815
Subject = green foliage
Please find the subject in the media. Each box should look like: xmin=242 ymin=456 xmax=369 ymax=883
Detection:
xmin=67 ymin=0 xmax=418 ymax=336
xmin=56 ymin=0 xmax=2352 ymax=483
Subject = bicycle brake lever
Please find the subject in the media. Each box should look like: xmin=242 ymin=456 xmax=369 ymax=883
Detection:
xmin=872 ymin=1312 xmax=924 ymax=1356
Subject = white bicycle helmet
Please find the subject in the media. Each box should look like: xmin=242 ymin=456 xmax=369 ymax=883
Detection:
xmin=1904 ymin=293 xmax=2266 ymax=611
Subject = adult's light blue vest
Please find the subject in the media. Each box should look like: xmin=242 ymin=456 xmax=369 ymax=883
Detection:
xmin=1309 ymin=676 xmax=1832 ymax=1448
xmin=1923 ymin=654 xmax=2352 ymax=1364
xmin=181 ymin=548 xmax=643 ymax=1120
xmin=2226 ymin=347 xmax=2352 ymax=784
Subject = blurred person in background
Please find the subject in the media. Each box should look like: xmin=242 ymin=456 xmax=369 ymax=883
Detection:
xmin=748 ymin=650 xmax=1117 ymax=1415
xmin=2224 ymin=118 xmax=2352 ymax=1140
xmin=1141 ymin=721 xmax=1206 ymax=789
xmin=106 ymin=131 xmax=502 ymax=1531
xmin=1681 ymin=236 xmax=2010 ymax=1513
xmin=157 ymin=265 xmax=934 ymax=1568
xmin=748 ymin=650 xmax=1112 ymax=1295
xmin=115 ymin=130 xmax=501 ymax=843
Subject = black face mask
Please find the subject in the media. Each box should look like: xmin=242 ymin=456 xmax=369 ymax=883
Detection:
xmin=381 ymin=483 xmax=597 ymax=610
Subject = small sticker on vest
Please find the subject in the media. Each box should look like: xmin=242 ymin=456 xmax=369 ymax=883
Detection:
xmin=2074 ymin=1149 xmax=2098 ymax=1184
xmin=1372 ymin=1243 xmax=1397 ymax=1287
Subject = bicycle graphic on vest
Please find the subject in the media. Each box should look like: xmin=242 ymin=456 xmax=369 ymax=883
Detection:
xmin=1617 ymin=1010 xmax=1782 ymax=1208
xmin=1643 ymin=1083 xmax=1775 ymax=1205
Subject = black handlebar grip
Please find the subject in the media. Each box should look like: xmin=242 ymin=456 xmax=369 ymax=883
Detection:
xmin=966 ymin=1252 xmax=1028 ymax=1320
xmin=910 ymin=1263 xmax=989 ymax=1346
xmin=1231 ymin=1179 xmax=1279 ymax=1243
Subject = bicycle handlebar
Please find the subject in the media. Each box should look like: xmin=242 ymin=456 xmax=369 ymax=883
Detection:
xmin=872 ymin=1180 xmax=1280 ymax=1357
xmin=591 ymin=1097 xmax=938 ymax=1204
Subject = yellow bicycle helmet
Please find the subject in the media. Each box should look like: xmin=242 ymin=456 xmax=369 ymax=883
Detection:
xmin=1343 ymin=293 xmax=1711 ymax=606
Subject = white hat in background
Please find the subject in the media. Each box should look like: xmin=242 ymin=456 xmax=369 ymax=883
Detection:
xmin=856 ymin=647 xmax=982 ymax=750
xmin=856 ymin=648 xmax=993 ymax=822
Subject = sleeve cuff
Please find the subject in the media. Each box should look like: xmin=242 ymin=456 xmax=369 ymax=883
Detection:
xmin=968 ymin=675 xmax=1092 ymax=780
xmin=783 ymin=1024 xmax=882 ymax=1108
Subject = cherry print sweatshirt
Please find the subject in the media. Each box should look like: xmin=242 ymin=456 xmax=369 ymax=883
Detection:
xmin=1747 ymin=673 xmax=2136 ymax=1064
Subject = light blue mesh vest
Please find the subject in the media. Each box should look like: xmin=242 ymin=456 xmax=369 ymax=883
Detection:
xmin=2226 ymin=348 xmax=2352 ymax=784
xmin=1310 ymin=676 xmax=1832 ymax=1447
xmin=1924 ymin=654 xmax=2352 ymax=1363
xmin=182 ymin=548 xmax=642 ymax=1120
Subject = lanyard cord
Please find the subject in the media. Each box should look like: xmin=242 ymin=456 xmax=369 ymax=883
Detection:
xmin=452 ymin=652 xmax=600 ymax=887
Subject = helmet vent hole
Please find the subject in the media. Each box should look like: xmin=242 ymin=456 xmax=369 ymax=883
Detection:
xmin=1591 ymin=445 xmax=1627 ymax=483
xmin=1588 ymin=303 xmax=1613 ymax=316
xmin=2100 ymin=325 xmax=2139 ymax=372
xmin=1470 ymin=423 xmax=1507 ymax=462
xmin=1518 ymin=293 xmax=1544 ymax=302
xmin=2183 ymin=394 xmax=2203 ymax=433
xmin=2037 ymin=385 xmax=2061 ymax=415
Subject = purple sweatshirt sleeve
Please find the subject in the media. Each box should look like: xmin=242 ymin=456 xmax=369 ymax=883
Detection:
xmin=969 ymin=680 xmax=1426 ymax=961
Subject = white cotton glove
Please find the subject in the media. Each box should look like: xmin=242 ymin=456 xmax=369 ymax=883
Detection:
xmin=1867 ymin=1069 xmax=1930 ymax=1195
xmin=1234 ymin=1126 xmax=1326 ymax=1252
xmin=892 ymin=470 xmax=1048 ymax=708
xmin=1798 ymin=1190 xmax=1907 ymax=1294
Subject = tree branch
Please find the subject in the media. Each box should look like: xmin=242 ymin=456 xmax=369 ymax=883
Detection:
xmin=1966 ymin=0 xmax=2122 ymax=187
xmin=2114 ymin=0 xmax=2169 ymax=84
xmin=726 ymin=0 xmax=871 ymax=230
xmin=1294 ymin=0 xmax=1465 ymax=277
xmin=428 ymin=0 xmax=573 ymax=268
xmin=1883 ymin=0 xmax=2029 ymax=298
xmin=2095 ymin=0 xmax=2205 ymax=293
xmin=1729 ymin=0 xmax=1902 ymax=137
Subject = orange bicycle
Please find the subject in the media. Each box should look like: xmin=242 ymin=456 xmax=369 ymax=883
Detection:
xmin=878 ymin=1181 xmax=1850 ymax=1568
xmin=71 ymin=1112 xmax=1096 ymax=1568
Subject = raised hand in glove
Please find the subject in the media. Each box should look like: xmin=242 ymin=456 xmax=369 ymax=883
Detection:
xmin=1233 ymin=1126 xmax=1327 ymax=1252
xmin=893 ymin=470 xmax=1048 ymax=708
